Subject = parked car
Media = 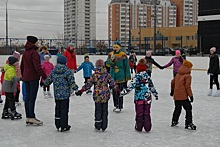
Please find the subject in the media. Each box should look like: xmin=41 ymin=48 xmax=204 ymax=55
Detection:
xmin=155 ymin=47 xmax=173 ymax=56
xmin=188 ymin=48 xmax=198 ymax=55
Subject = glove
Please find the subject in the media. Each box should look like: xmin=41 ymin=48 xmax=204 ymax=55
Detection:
xmin=155 ymin=96 xmax=158 ymax=100
xmin=75 ymin=90 xmax=83 ymax=96
xmin=120 ymin=89 xmax=127 ymax=97
xmin=160 ymin=66 xmax=164 ymax=70
xmin=189 ymin=96 xmax=194 ymax=103
xmin=170 ymin=90 xmax=174 ymax=96
xmin=209 ymin=73 xmax=214 ymax=76
xmin=74 ymin=70 xmax=77 ymax=73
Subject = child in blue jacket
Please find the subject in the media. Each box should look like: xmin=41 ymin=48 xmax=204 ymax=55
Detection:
xmin=76 ymin=54 xmax=94 ymax=94
xmin=44 ymin=56 xmax=78 ymax=132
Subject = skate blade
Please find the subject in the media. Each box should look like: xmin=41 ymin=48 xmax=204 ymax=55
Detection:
xmin=26 ymin=122 xmax=43 ymax=126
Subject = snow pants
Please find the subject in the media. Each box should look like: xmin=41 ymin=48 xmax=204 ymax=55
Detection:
xmin=55 ymin=99 xmax=69 ymax=130
xmin=94 ymin=101 xmax=108 ymax=131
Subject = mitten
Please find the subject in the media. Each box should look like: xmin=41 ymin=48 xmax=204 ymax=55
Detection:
xmin=189 ymin=96 xmax=194 ymax=103
xmin=170 ymin=90 xmax=174 ymax=96
xmin=155 ymin=96 xmax=158 ymax=100
xmin=160 ymin=66 xmax=164 ymax=70
xmin=120 ymin=89 xmax=128 ymax=97
xmin=75 ymin=90 xmax=83 ymax=96
xmin=74 ymin=70 xmax=77 ymax=73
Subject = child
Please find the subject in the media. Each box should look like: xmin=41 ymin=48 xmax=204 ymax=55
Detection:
xmin=44 ymin=56 xmax=78 ymax=132
xmin=129 ymin=51 xmax=137 ymax=75
xmin=41 ymin=55 xmax=54 ymax=98
xmin=39 ymin=45 xmax=51 ymax=65
xmin=163 ymin=50 xmax=184 ymax=77
xmin=145 ymin=51 xmax=163 ymax=77
xmin=75 ymin=59 xmax=118 ymax=131
xmin=76 ymin=54 xmax=94 ymax=94
xmin=170 ymin=60 xmax=196 ymax=130
xmin=1 ymin=56 xmax=22 ymax=120
xmin=207 ymin=47 xmax=220 ymax=96
xmin=120 ymin=58 xmax=158 ymax=132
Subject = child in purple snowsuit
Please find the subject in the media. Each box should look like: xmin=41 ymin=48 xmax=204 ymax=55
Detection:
xmin=120 ymin=58 xmax=158 ymax=132
xmin=163 ymin=50 xmax=184 ymax=77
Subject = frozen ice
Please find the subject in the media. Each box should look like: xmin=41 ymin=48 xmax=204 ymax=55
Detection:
xmin=0 ymin=55 xmax=220 ymax=147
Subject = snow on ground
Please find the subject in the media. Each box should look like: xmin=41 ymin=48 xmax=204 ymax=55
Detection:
xmin=0 ymin=55 xmax=219 ymax=147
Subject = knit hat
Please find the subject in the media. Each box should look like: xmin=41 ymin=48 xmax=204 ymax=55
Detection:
xmin=44 ymin=54 xmax=50 ymax=59
xmin=13 ymin=51 xmax=20 ymax=59
xmin=183 ymin=60 xmax=193 ymax=69
xmin=27 ymin=36 xmax=38 ymax=44
xmin=113 ymin=40 xmax=121 ymax=49
xmin=84 ymin=54 xmax=89 ymax=59
xmin=175 ymin=50 xmax=181 ymax=56
xmin=210 ymin=47 xmax=216 ymax=52
xmin=68 ymin=43 xmax=74 ymax=47
xmin=136 ymin=58 xmax=146 ymax=73
xmin=8 ymin=56 xmax=18 ymax=65
xmin=57 ymin=56 xmax=67 ymax=65
xmin=95 ymin=59 xmax=104 ymax=67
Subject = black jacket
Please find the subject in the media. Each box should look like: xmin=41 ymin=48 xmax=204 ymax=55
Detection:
xmin=208 ymin=54 xmax=219 ymax=74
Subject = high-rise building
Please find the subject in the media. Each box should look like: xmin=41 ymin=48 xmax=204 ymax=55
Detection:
xmin=198 ymin=0 xmax=220 ymax=53
xmin=64 ymin=0 xmax=96 ymax=46
xmin=108 ymin=0 xmax=177 ymax=48
xmin=170 ymin=0 xmax=198 ymax=26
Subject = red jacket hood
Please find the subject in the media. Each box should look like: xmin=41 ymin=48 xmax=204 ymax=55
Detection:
xmin=178 ymin=65 xmax=191 ymax=75
xmin=24 ymin=41 xmax=38 ymax=51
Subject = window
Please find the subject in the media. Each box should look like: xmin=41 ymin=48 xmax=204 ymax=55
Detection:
xmin=186 ymin=36 xmax=190 ymax=40
xmin=176 ymin=36 xmax=182 ymax=40
xmin=192 ymin=36 xmax=194 ymax=40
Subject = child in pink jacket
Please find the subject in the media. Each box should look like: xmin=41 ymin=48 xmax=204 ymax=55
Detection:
xmin=42 ymin=55 xmax=54 ymax=98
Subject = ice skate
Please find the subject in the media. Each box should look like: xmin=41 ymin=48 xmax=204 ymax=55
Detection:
xmin=9 ymin=110 xmax=22 ymax=120
xmin=26 ymin=118 xmax=29 ymax=125
xmin=86 ymin=89 xmax=92 ymax=94
xmin=1 ymin=109 xmax=11 ymax=119
xmin=47 ymin=91 xmax=53 ymax=98
xmin=27 ymin=118 xmax=43 ymax=126
xmin=207 ymin=89 xmax=212 ymax=96
xmin=43 ymin=91 xmax=48 ymax=98
xmin=212 ymin=90 xmax=220 ymax=97
xmin=94 ymin=127 xmax=100 ymax=132
xmin=15 ymin=102 xmax=21 ymax=106
xmin=185 ymin=123 xmax=196 ymax=130
xmin=0 ymin=97 xmax=3 ymax=103
xmin=171 ymin=121 xmax=179 ymax=127
xmin=61 ymin=125 xmax=71 ymax=132
xmin=113 ymin=108 xmax=121 ymax=113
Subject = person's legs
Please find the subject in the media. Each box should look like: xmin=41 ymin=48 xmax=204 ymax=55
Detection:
xmin=15 ymin=89 xmax=20 ymax=103
xmin=135 ymin=102 xmax=144 ymax=132
xmin=143 ymin=103 xmax=151 ymax=132
xmin=24 ymin=81 xmax=30 ymax=118
xmin=172 ymin=100 xmax=182 ymax=124
xmin=28 ymin=80 xmax=39 ymax=118
xmin=213 ymin=74 xmax=219 ymax=90
xmin=55 ymin=100 xmax=61 ymax=130
xmin=7 ymin=93 xmax=16 ymax=111
xmin=3 ymin=93 xmax=10 ymax=111
xmin=22 ymin=82 xmax=26 ymax=102
xmin=210 ymin=75 xmax=214 ymax=89
xmin=102 ymin=102 xmax=108 ymax=131
xmin=182 ymin=100 xmax=192 ymax=125
xmin=60 ymin=99 xmax=70 ymax=130
xmin=94 ymin=102 xmax=102 ymax=130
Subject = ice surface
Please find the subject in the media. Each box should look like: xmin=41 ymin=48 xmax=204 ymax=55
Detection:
xmin=0 ymin=56 xmax=220 ymax=147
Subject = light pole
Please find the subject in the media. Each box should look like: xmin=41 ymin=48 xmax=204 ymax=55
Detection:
xmin=153 ymin=0 xmax=157 ymax=54
xmin=2 ymin=0 xmax=9 ymax=53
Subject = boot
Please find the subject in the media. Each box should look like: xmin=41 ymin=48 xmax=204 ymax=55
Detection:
xmin=0 ymin=96 xmax=3 ymax=103
xmin=28 ymin=118 xmax=43 ymax=126
xmin=15 ymin=102 xmax=21 ymax=106
xmin=185 ymin=123 xmax=196 ymax=130
xmin=47 ymin=91 xmax=53 ymax=98
xmin=143 ymin=115 xmax=152 ymax=132
xmin=212 ymin=90 xmax=220 ymax=97
xmin=2 ymin=109 xmax=10 ymax=119
xmin=171 ymin=121 xmax=179 ymax=127
xmin=113 ymin=108 xmax=121 ymax=113
xmin=135 ymin=116 xmax=144 ymax=132
xmin=55 ymin=117 xmax=61 ymax=131
xmin=61 ymin=125 xmax=71 ymax=132
xmin=207 ymin=89 xmax=212 ymax=96
xmin=10 ymin=110 xmax=22 ymax=120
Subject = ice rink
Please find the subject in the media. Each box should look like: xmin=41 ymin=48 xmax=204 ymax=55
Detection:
xmin=0 ymin=56 xmax=220 ymax=147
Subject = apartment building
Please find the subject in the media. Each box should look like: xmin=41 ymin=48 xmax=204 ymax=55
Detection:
xmin=108 ymin=0 xmax=177 ymax=48
xmin=64 ymin=0 xmax=96 ymax=46
xmin=170 ymin=0 xmax=198 ymax=26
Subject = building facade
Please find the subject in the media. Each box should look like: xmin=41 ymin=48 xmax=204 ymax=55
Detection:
xmin=108 ymin=0 xmax=177 ymax=48
xmin=170 ymin=0 xmax=198 ymax=26
xmin=198 ymin=0 xmax=220 ymax=54
xmin=64 ymin=0 xmax=96 ymax=47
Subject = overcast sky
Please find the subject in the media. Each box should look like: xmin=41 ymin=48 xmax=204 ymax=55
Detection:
xmin=0 ymin=0 xmax=111 ymax=40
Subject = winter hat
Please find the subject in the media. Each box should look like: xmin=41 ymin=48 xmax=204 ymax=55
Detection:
xmin=13 ymin=51 xmax=20 ymax=59
xmin=84 ymin=54 xmax=89 ymax=59
xmin=27 ymin=36 xmax=38 ymax=44
xmin=57 ymin=55 xmax=67 ymax=65
xmin=210 ymin=47 xmax=216 ymax=52
xmin=183 ymin=60 xmax=193 ymax=69
xmin=39 ymin=45 xmax=48 ymax=51
xmin=113 ymin=40 xmax=121 ymax=49
xmin=131 ymin=51 xmax=134 ymax=54
xmin=8 ymin=56 xmax=18 ymax=65
xmin=136 ymin=58 xmax=146 ymax=73
xmin=175 ymin=50 xmax=181 ymax=56
xmin=95 ymin=59 xmax=105 ymax=67
xmin=68 ymin=43 xmax=74 ymax=47
xmin=44 ymin=54 xmax=50 ymax=59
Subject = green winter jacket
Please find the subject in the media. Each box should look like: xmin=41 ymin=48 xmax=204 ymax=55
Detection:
xmin=2 ymin=64 xmax=20 ymax=92
xmin=106 ymin=50 xmax=131 ymax=83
